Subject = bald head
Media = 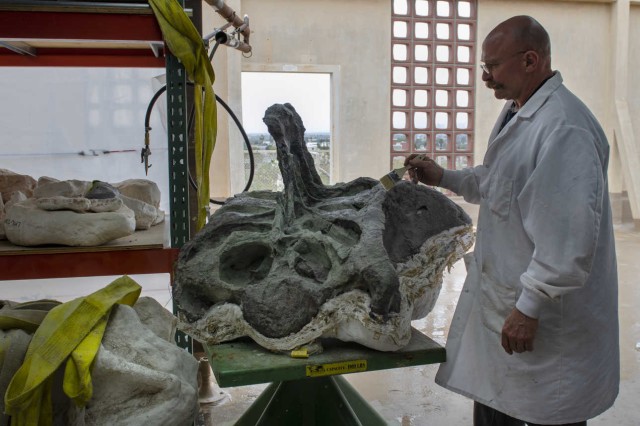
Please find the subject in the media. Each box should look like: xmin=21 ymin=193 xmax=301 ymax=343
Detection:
xmin=486 ymin=16 xmax=551 ymax=68
xmin=481 ymin=16 xmax=555 ymax=106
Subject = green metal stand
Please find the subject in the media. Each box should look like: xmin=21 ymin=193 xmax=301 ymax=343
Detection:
xmin=206 ymin=328 xmax=446 ymax=425
xmin=235 ymin=376 xmax=386 ymax=426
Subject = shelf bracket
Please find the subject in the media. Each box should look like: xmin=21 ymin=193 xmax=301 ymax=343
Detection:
xmin=149 ymin=41 xmax=163 ymax=58
xmin=0 ymin=40 xmax=36 ymax=56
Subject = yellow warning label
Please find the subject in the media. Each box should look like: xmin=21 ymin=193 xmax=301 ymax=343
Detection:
xmin=305 ymin=360 xmax=368 ymax=377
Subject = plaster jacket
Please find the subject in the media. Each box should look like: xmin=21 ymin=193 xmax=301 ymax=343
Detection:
xmin=434 ymin=72 xmax=619 ymax=424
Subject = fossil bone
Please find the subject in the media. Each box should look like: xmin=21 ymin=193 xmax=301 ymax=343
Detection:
xmin=174 ymin=103 xmax=474 ymax=352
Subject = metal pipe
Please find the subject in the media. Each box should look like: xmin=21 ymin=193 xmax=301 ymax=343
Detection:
xmin=212 ymin=30 xmax=251 ymax=53
xmin=203 ymin=0 xmax=251 ymax=51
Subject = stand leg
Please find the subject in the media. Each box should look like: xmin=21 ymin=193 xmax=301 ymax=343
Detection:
xmin=234 ymin=376 xmax=387 ymax=426
xmin=332 ymin=376 xmax=387 ymax=426
xmin=196 ymin=355 xmax=230 ymax=405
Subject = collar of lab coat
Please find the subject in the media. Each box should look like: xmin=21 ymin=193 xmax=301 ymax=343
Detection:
xmin=485 ymin=72 xmax=563 ymax=159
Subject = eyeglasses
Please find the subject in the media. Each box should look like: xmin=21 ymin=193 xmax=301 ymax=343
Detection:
xmin=480 ymin=50 xmax=528 ymax=74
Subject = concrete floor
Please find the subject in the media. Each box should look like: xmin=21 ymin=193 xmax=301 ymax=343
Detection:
xmin=202 ymin=198 xmax=640 ymax=426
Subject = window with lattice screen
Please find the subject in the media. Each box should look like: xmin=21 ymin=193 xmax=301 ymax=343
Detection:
xmin=391 ymin=0 xmax=477 ymax=172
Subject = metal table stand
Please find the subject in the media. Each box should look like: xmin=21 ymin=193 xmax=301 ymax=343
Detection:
xmin=206 ymin=328 xmax=445 ymax=425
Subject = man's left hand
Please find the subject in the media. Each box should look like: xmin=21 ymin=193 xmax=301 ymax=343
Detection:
xmin=501 ymin=308 xmax=538 ymax=355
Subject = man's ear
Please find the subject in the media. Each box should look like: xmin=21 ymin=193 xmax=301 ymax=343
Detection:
xmin=524 ymin=51 xmax=539 ymax=72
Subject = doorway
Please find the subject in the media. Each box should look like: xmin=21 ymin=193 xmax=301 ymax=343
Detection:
xmin=241 ymin=71 xmax=331 ymax=190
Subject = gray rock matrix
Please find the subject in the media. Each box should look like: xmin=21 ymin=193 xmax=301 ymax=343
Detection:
xmin=173 ymin=103 xmax=471 ymax=346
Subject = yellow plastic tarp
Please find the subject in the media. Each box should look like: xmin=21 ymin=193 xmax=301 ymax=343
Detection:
xmin=4 ymin=276 xmax=141 ymax=426
xmin=148 ymin=0 xmax=218 ymax=230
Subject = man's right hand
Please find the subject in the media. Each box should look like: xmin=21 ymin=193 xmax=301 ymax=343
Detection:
xmin=404 ymin=154 xmax=444 ymax=186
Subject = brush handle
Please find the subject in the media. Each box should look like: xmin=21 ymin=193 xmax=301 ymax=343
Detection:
xmin=395 ymin=165 xmax=409 ymax=175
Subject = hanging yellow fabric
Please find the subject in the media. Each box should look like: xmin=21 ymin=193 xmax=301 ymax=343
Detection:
xmin=148 ymin=0 xmax=218 ymax=230
xmin=4 ymin=276 xmax=141 ymax=426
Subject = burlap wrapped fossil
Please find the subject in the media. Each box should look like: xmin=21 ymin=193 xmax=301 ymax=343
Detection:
xmin=2 ymin=178 xmax=164 ymax=246
xmin=174 ymin=103 xmax=474 ymax=352
xmin=0 ymin=297 xmax=198 ymax=426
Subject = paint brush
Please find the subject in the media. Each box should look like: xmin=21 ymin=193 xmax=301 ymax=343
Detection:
xmin=379 ymin=155 xmax=425 ymax=190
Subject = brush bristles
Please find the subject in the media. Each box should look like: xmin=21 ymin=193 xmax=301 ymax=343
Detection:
xmin=380 ymin=167 xmax=407 ymax=190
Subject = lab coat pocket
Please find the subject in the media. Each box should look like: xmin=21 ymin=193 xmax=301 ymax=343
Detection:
xmin=488 ymin=175 xmax=513 ymax=220
xmin=479 ymin=272 xmax=516 ymax=335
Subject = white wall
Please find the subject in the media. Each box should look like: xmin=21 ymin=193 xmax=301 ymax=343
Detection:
xmin=629 ymin=4 xmax=640 ymax=173
xmin=207 ymin=0 xmax=638 ymax=218
xmin=238 ymin=0 xmax=391 ymax=184
xmin=474 ymin=1 xmax=613 ymax=165
xmin=0 ymin=67 xmax=170 ymax=211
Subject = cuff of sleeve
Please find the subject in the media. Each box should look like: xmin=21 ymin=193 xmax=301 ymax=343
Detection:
xmin=440 ymin=169 xmax=462 ymax=193
xmin=515 ymin=286 xmax=544 ymax=319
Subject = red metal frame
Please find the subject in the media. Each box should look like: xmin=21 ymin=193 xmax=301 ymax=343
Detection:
xmin=0 ymin=10 xmax=165 ymax=67
xmin=0 ymin=51 xmax=164 ymax=67
xmin=0 ymin=247 xmax=179 ymax=281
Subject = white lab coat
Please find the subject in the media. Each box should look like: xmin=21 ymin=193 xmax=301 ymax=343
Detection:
xmin=434 ymin=72 xmax=619 ymax=424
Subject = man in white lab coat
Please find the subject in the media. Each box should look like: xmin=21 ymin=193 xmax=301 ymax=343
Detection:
xmin=406 ymin=15 xmax=618 ymax=426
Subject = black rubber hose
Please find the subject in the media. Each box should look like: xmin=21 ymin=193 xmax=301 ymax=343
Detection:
xmin=143 ymin=77 xmax=255 ymax=205
xmin=215 ymin=92 xmax=255 ymax=194
xmin=209 ymin=41 xmax=220 ymax=61
xmin=144 ymin=85 xmax=167 ymax=133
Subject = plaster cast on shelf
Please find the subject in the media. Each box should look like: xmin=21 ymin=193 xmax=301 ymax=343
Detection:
xmin=5 ymin=198 xmax=136 ymax=247
xmin=0 ymin=172 xmax=165 ymax=246
xmin=0 ymin=169 xmax=36 ymax=202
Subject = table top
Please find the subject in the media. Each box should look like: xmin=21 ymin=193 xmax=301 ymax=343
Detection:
xmin=205 ymin=328 xmax=446 ymax=388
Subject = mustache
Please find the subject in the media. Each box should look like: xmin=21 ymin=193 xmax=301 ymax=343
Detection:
xmin=486 ymin=83 xmax=502 ymax=90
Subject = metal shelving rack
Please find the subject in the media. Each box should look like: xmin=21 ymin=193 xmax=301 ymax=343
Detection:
xmin=0 ymin=1 xmax=191 ymax=283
